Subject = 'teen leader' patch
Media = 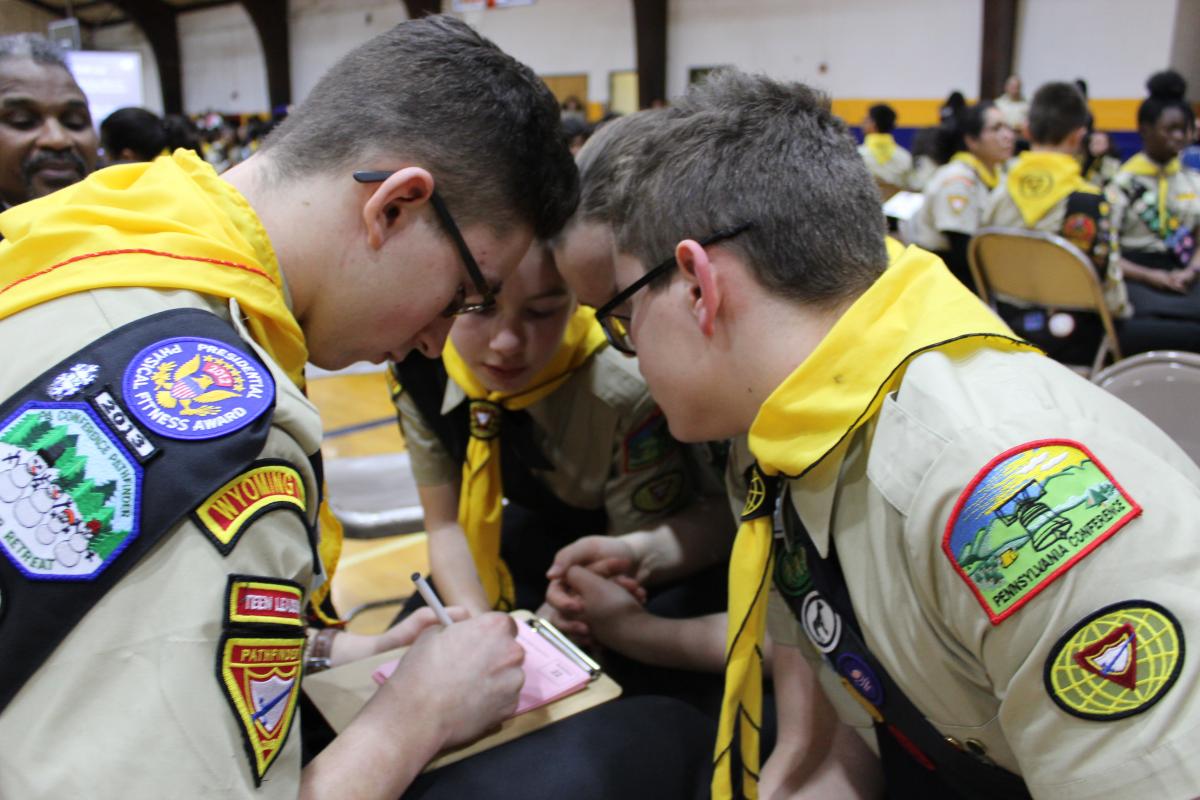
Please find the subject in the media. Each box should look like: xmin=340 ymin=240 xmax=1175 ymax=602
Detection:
xmin=193 ymin=461 xmax=307 ymax=554
xmin=0 ymin=404 xmax=141 ymax=580
xmin=1044 ymin=601 xmax=1184 ymax=721
xmin=123 ymin=336 xmax=274 ymax=440
xmin=218 ymin=635 xmax=304 ymax=784
xmin=226 ymin=576 xmax=304 ymax=628
xmin=943 ymin=440 xmax=1141 ymax=624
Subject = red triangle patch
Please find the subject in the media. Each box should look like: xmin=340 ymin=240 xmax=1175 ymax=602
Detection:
xmin=1073 ymin=622 xmax=1138 ymax=691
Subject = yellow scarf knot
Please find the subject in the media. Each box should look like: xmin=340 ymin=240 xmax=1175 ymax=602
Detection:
xmin=1121 ymin=153 xmax=1182 ymax=236
xmin=443 ymin=305 xmax=608 ymax=609
xmin=951 ymin=151 xmax=1000 ymax=190
xmin=864 ymin=133 xmax=897 ymax=166
xmin=712 ymin=246 xmax=1039 ymax=800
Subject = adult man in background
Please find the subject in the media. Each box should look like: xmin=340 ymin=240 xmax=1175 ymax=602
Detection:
xmin=0 ymin=33 xmax=96 ymax=211
xmin=0 ymin=16 xmax=588 ymax=799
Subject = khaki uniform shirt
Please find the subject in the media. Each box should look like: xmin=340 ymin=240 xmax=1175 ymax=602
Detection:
xmin=858 ymin=143 xmax=915 ymax=190
xmin=994 ymin=95 xmax=1029 ymax=132
xmin=0 ymin=287 xmax=322 ymax=798
xmin=902 ymin=160 xmax=992 ymax=252
xmin=767 ymin=347 xmax=1200 ymax=798
xmin=1105 ymin=165 xmax=1200 ymax=261
xmin=397 ymin=346 xmax=697 ymax=532
xmin=982 ymin=181 xmax=1130 ymax=317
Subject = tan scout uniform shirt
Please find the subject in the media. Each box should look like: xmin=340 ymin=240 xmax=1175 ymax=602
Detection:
xmin=397 ymin=346 xmax=696 ymax=532
xmin=1106 ymin=164 xmax=1200 ymax=261
xmin=0 ymin=288 xmax=322 ymax=798
xmin=903 ymin=160 xmax=992 ymax=252
xmin=994 ymin=95 xmax=1029 ymax=132
xmin=767 ymin=347 xmax=1200 ymax=798
xmin=858 ymin=143 xmax=915 ymax=190
xmin=982 ymin=180 xmax=1130 ymax=317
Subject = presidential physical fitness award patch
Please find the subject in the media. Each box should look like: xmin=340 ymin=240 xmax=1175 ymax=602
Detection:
xmin=943 ymin=440 xmax=1140 ymax=624
xmin=1044 ymin=601 xmax=1183 ymax=721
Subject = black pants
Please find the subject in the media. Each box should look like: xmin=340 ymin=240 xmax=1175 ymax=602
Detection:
xmin=998 ymin=303 xmax=1200 ymax=364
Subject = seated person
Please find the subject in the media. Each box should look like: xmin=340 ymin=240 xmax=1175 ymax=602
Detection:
xmin=982 ymin=81 xmax=1200 ymax=361
xmin=392 ymin=240 xmax=726 ymax=616
xmin=1106 ymin=70 xmax=1200 ymax=323
xmin=907 ymin=124 xmax=954 ymax=192
xmin=99 ymin=107 xmax=168 ymax=164
xmin=858 ymin=103 xmax=913 ymax=192
xmin=1082 ymin=129 xmax=1122 ymax=190
xmin=902 ymin=101 xmax=1014 ymax=288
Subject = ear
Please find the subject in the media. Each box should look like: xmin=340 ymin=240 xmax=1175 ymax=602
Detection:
xmin=674 ymin=239 xmax=722 ymax=338
xmin=362 ymin=166 xmax=435 ymax=251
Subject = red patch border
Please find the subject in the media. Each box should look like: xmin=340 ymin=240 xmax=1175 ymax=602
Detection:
xmin=941 ymin=438 xmax=1142 ymax=625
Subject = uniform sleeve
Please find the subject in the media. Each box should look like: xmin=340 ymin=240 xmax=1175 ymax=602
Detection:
xmin=1105 ymin=172 xmax=1136 ymax=248
xmin=916 ymin=416 xmax=1200 ymax=798
xmin=393 ymin=384 xmax=459 ymax=487
xmin=602 ymin=390 xmax=697 ymax=533
xmin=0 ymin=423 xmax=318 ymax=798
xmin=930 ymin=175 xmax=984 ymax=236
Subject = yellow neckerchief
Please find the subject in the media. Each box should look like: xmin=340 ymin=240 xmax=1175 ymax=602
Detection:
xmin=712 ymin=246 xmax=1039 ymax=800
xmin=1006 ymin=150 xmax=1098 ymax=227
xmin=0 ymin=150 xmax=346 ymax=624
xmin=1121 ymin=152 xmax=1182 ymax=237
xmin=864 ymin=133 xmax=897 ymax=166
xmin=442 ymin=305 xmax=608 ymax=609
xmin=951 ymin=151 xmax=1000 ymax=189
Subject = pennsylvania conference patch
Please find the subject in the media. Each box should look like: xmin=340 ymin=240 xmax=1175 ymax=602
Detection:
xmin=1044 ymin=601 xmax=1183 ymax=721
xmin=943 ymin=440 xmax=1140 ymax=624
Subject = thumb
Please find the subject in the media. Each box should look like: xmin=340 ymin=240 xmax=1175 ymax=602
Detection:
xmin=566 ymin=564 xmax=613 ymax=596
xmin=547 ymin=537 xmax=604 ymax=579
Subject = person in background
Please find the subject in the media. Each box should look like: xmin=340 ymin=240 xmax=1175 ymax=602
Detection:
xmin=907 ymin=124 xmax=954 ymax=191
xmin=99 ymin=106 xmax=167 ymax=164
xmin=163 ymin=112 xmax=202 ymax=154
xmin=1106 ymin=69 xmax=1200 ymax=323
xmin=858 ymin=102 xmax=913 ymax=192
xmin=1082 ymin=129 xmax=1123 ymax=190
xmin=995 ymin=74 xmax=1029 ymax=133
xmin=0 ymin=33 xmax=96 ymax=211
xmin=902 ymin=101 xmax=1014 ymax=288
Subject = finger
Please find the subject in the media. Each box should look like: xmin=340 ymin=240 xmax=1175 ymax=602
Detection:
xmin=546 ymin=536 xmax=608 ymax=579
xmin=445 ymin=606 xmax=470 ymax=622
xmin=613 ymin=575 xmax=648 ymax=604
xmin=545 ymin=579 xmax=584 ymax=614
xmin=590 ymin=556 xmax=635 ymax=578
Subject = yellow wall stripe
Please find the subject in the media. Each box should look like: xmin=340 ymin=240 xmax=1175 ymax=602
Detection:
xmin=828 ymin=98 xmax=1193 ymax=133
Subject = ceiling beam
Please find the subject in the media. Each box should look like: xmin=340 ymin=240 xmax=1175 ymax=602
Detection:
xmin=979 ymin=0 xmax=1018 ymax=101
xmin=110 ymin=0 xmax=182 ymax=113
xmin=239 ymin=0 xmax=289 ymax=112
xmin=632 ymin=0 xmax=666 ymax=109
xmin=402 ymin=0 xmax=440 ymax=19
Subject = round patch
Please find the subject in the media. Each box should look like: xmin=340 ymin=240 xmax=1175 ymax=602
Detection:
xmin=836 ymin=653 xmax=884 ymax=707
xmin=468 ymin=400 xmax=502 ymax=440
xmin=800 ymin=591 xmax=841 ymax=653
xmin=1044 ymin=600 xmax=1184 ymax=721
xmin=0 ymin=403 xmax=142 ymax=580
xmin=774 ymin=545 xmax=812 ymax=597
xmin=122 ymin=336 xmax=274 ymax=440
xmin=632 ymin=471 xmax=684 ymax=514
xmin=1062 ymin=212 xmax=1097 ymax=250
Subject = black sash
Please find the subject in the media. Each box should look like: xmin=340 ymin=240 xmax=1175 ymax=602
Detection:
xmin=392 ymin=353 xmax=607 ymax=534
xmin=772 ymin=477 xmax=1031 ymax=799
xmin=0 ymin=308 xmax=274 ymax=712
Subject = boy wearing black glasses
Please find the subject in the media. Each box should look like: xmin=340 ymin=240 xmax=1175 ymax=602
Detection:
xmin=597 ymin=70 xmax=1200 ymax=800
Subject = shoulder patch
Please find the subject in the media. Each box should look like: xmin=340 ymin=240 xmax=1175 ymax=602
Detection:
xmin=943 ymin=439 xmax=1141 ymax=624
xmin=193 ymin=460 xmax=307 ymax=555
xmin=623 ymin=409 xmax=673 ymax=472
xmin=631 ymin=470 xmax=684 ymax=513
xmin=1044 ymin=600 xmax=1183 ymax=721
xmin=226 ymin=575 xmax=304 ymax=628
xmin=0 ymin=403 xmax=142 ymax=580
xmin=946 ymin=193 xmax=969 ymax=214
xmin=46 ymin=363 xmax=99 ymax=401
xmin=217 ymin=633 xmax=304 ymax=785
xmin=122 ymin=336 xmax=274 ymax=440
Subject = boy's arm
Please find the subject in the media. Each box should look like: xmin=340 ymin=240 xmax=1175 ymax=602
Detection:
xmin=418 ymin=482 xmax=491 ymax=616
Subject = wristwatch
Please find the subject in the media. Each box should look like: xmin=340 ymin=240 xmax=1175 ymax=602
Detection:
xmin=305 ymin=626 xmax=340 ymax=674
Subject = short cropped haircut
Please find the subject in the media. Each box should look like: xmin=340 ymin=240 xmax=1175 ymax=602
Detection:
xmin=101 ymin=107 xmax=167 ymax=161
xmin=0 ymin=33 xmax=68 ymax=69
xmin=614 ymin=71 xmax=888 ymax=308
xmin=572 ymin=110 xmax=664 ymax=225
xmin=260 ymin=15 xmax=577 ymax=239
xmin=868 ymin=103 xmax=897 ymax=134
xmin=1028 ymin=82 xmax=1089 ymax=145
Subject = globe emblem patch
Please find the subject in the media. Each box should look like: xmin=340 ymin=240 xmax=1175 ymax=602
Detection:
xmin=123 ymin=336 xmax=274 ymax=440
xmin=1044 ymin=601 xmax=1184 ymax=721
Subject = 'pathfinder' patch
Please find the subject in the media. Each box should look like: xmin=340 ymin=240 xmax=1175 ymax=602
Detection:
xmin=943 ymin=440 xmax=1140 ymax=624
xmin=1044 ymin=601 xmax=1183 ymax=721
xmin=193 ymin=461 xmax=306 ymax=554
xmin=226 ymin=576 xmax=304 ymax=628
xmin=631 ymin=471 xmax=684 ymax=514
xmin=623 ymin=410 xmax=672 ymax=472
xmin=0 ymin=403 xmax=141 ymax=580
xmin=218 ymin=635 xmax=304 ymax=784
xmin=123 ymin=336 xmax=273 ymax=440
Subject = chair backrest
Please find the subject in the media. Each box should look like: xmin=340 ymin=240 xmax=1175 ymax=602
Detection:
xmin=1093 ymin=350 xmax=1200 ymax=465
xmin=968 ymin=227 xmax=1122 ymax=372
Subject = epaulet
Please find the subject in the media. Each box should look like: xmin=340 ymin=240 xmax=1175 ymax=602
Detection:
xmin=0 ymin=307 xmax=275 ymax=712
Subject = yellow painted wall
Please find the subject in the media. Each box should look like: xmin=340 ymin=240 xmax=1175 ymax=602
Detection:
xmin=830 ymin=98 xmax=1168 ymax=132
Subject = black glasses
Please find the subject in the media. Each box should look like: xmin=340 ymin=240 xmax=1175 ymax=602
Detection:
xmin=594 ymin=223 xmax=752 ymax=355
xmin=353 ymin=170 xmax=496 ymax=316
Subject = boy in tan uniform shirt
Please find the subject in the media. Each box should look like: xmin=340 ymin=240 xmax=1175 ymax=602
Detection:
xmin=595 ymin=70 xmax=1200 ymax=799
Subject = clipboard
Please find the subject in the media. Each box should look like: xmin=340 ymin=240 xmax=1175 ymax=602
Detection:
xmin=302 ymin=610 xmax=622 ymax=771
